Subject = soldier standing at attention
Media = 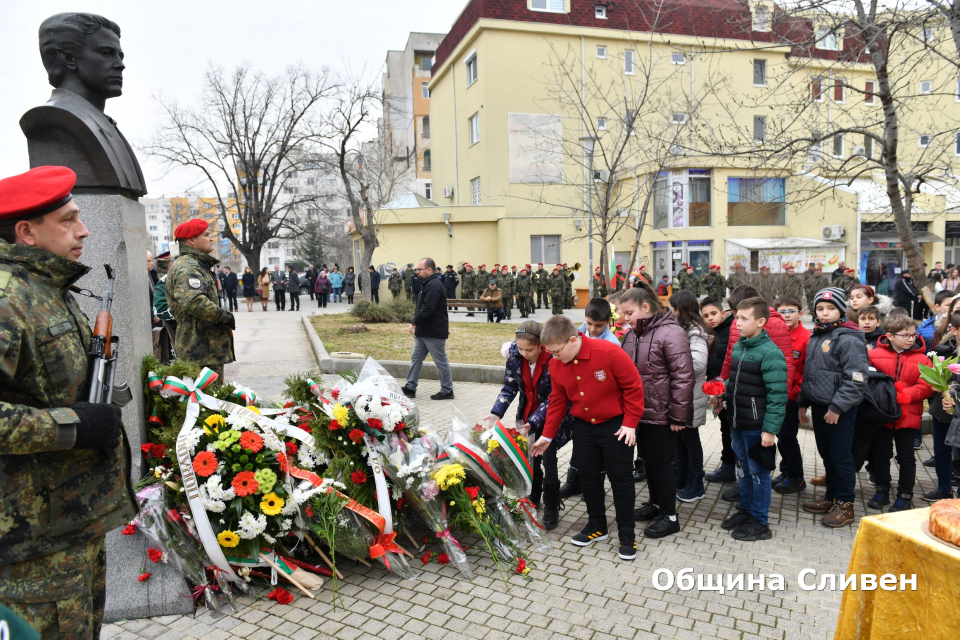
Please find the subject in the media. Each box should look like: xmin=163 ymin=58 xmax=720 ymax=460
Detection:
xmin=401 ymin=263 xmax=415 ymax=300
xmin=701 ymin=264 xmax=726 ymax=299
xmin=0 ymin=166 xmax=135 ymax=639
xmin=563 ymin=263 xmax=575 ymax=309
xmin=510 ymin=264 xmax=519 ymax=281
xmin=516 ymin=265 xmax=532 ymax=318
xmin=680 ymin=265 xmax=703 ymax=295
xmin=594 ymin=267 xmax=609 ymax=298
xmin=550 ymin=266 xmax=567 ymax=315
xmin=166 ymin=218 xmax=235 ymax=378
xmin=476 ymin=263 xmax=490 ymax=289
xmin=612 ymin=264 xmax=627 ymax=292
xmin=535 ymin=262 xmax=548 ymax=309
xmin=388 ymin=268 xmax=403 ymax=300
xmin=498 ymin=265 xmax=515 ymax=321
xmin=676 ymin=263 xmax=690 ymax=291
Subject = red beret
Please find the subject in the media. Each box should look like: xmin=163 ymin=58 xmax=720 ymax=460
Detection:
xmin=511 ymin=265 xmax=516 ymax=269
xmin=616 ymin=264 xmax=622 ymax=268
xmin=174 ymin=218 xmax=209 ymax=239
xmin=537 ymin=262 xmax=543 ymax=265
xmin=479 ymin=263 xmax=486 ymax=268
xmin=0 ymin=166 xmax=76 ymax=222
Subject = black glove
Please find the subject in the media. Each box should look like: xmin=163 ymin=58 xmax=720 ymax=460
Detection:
xmin=226 ymin=312 xmax=236 ymax=331
xmin=70 ymin=402 xmax=123 ymax=449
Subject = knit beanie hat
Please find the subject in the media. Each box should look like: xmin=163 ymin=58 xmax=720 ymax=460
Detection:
xmin=814 ymin=287 xmax=847 ymax=314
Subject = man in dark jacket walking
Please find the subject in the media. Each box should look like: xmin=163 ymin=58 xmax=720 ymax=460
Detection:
xmin=222 ymin=266 xmax=239 ymax=311
xmin=367 ymin=266 xmax=381 ymax=303
xmin=401 ymin=257 xmax=454 ymax=400
xmin=305 ymin=264 xmax=318 ymax=300
xmin=894 ymin=270 xmax=922 ymax=319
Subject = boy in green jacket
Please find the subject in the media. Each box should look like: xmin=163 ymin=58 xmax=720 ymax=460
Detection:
xmin=722 ymin=297 xmax=788 ymax=541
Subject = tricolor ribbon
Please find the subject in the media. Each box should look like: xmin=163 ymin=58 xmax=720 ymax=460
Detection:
xmin=147 ymin=371 xmax=162 ymax=392
xmin=445 ymin=434 xmax=504 ymax=495
xmin=148 ymin=409 xmax=164 ymax=426
xmin=235 ymin=388 xmax=258 ymax=405
xmin=491 ymin=420 xmax=533 ymax=496
xmin=306 ymin=379 xmax=330 ymax=406
xmin=162 ymin=368 xmax=219 ymax=407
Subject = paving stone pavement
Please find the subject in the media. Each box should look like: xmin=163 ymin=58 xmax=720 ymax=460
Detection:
xmin=103 ymin=304 xmax=945 ymax=640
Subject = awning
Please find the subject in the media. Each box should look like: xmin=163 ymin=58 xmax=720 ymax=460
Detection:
xmin=727 ymin=236 xmax=846 ymax=250
xmin=861 ymin=231 xmax=944 ymax=243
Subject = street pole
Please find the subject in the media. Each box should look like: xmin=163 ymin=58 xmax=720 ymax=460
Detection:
xmin=587 ymin=152 xmax=594 ymax=299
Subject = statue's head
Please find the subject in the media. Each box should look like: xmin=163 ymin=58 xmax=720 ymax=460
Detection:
xmin=39 ymin=13 xmax=123 ymax=100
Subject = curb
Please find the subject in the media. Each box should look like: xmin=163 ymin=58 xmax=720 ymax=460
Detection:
xmin=301 ymin=317 xmax=503 ymax=383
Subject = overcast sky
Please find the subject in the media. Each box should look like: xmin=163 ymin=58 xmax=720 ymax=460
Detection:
xmin=0 ymin=0 xmax=464 ymax=196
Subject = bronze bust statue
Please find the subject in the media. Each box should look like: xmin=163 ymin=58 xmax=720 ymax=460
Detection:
xmin=20 ymin=13 xmax=146 ymax=197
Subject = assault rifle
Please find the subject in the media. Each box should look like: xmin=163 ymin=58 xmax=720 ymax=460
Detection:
xmin=87 ymin=264 xmax=133 ymax=406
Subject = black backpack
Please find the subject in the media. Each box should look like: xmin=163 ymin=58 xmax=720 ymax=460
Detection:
xmin=856 ymin=368 xmax=903 ymax=425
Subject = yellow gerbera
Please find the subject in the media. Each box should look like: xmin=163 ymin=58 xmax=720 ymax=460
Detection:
xmin=217 ymin=530 xmax=240 ymax=548
xmin=432 ymin=463 xmax=465 ymax=490
xmin=487 ymin=440 xmax=500 ymax=453
xmin=516 ymin=435 xmax=528 ymax=453
xmin=246 ymin=405 xmax=261 ymax=415
xmin=259 ymin=492 xmax=285 ymax=516
xmin=332 ymin=403 xmax=350 ymax=425
xmin=473 ymin=496 xmax=486 ymax=516
xmin=204 ymin=414 xmax=226 ymax=435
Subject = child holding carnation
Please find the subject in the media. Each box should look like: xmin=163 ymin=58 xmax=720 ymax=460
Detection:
xmin=700 ymin=297 xmax=737 ymax=484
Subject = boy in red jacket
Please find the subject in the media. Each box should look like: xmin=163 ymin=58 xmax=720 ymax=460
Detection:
xmin=864 ymin=313 xmax=933 ymax=512
xmin=773 ymin=296 xmax=810 ymax=494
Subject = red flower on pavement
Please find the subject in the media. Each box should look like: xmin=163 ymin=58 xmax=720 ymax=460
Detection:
xmin=138 ymin=571 xmax=151 ymax=582
xmin=192 ymin=451 xmax=218 ymax=478
xmin=348 ymin=429 xmax=365 ymax=444
xmin=421 ymin=552 xmax=432 ymax=564
xmin=239 ymin=431 xmax=264 ymax=453
xmin=437 ymin=553 xmax=450 ymax=565
xmin=350 ymin=470 xmax=368 ymax=485
xmin=285 ymin=441 xmax=298 ymax=456
xmin=267 ymin=587 xmax=293 ymax=605
xmin=328 ymin=419 xmax=341 ymax=431
xmin=367 ymin=418 xmax=383 ymax=430
xmin=515 ymin=558 xmax=526 ymax=574
xmin=147 ymin=548 xmax=163 ymax=563
xmin=422 ymin=536 xmax=430 ymax=545
xmin=464 ymin=486 xmax=480 ymax=500
xmin=232 ymin=471 xmax=259 ymax=497
xmin=121 ymin=523 xmax=137 ymax=535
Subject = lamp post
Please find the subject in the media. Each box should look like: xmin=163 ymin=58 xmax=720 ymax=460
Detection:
xmin=581 ymin=135 xmax=597 ymax=299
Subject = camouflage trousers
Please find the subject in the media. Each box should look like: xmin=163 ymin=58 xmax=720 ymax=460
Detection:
xmin=536 ymin=290 xmax=548 ymax=308
xmin=0 ymin=535 xmax=106 ymax=640
xmin=503 ymin=295 xmax=513 ymax=320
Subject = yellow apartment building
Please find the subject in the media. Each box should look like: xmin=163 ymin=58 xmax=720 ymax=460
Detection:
xmin=355 ymin=0 xmax=960 ymax=293
xmin=169 ymin=196 xmax=245 ymax=268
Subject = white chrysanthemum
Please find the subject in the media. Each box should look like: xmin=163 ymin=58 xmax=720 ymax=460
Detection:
xmin=237 ymin=511 xmax=267 ymax=539
xmin=202 ymin=497 xmax=226 ymax=513
xmin=928 ymin=351 xmax=938 ymax=358
xmin=206 ymin=475 xmax=236 ymax=501
xmin=281 ymin=518 xmax=292 ymax=531
xmin=226 ymin=413 xmax=254 ymax=430
xmin=263 ymin=532 xmax=276 ymax=544
xmin=182 ymin=427 xmax=203 ymax=453
xmin=479 ymin=429 xmax=493 ymax=443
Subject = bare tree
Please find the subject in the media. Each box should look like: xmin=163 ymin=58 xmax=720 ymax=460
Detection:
xmin=145 ymin=64 xmax=336 ymax=273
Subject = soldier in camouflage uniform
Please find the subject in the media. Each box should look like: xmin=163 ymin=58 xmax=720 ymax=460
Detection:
xmin=401 ymin=263 xmax=415 ymax=300
xmin=549 ymin=267 xmax=566 ymax=315
xmin=563 ymin=264 xmax=575 ymax=308
xmin=612 ymin=265 xmax=627 ymax=292
xmin=460 ymin=263 xmax=478 ymax=317
xmin=0 ymin=166 xmax=136 ymax=640
xmin=803 ymin=264 xmax=822 ymax=312
xmin=166 ymin=219 xmax=236 ymax=378
xmin=834 ymin=268 xmax=859 ymax=292
xmin=388 ymin=268 xmax=403 ymax=300
xmin=679 ymin=266 xmax=703 ymax=295
xmin=675 ymin=263 xmax=690 ymax=291
xmin=534 ymin=263 xmax=548 ymax=309
xmin=476 ymin=264 xmax=490 ymax=292
xmin=516 ymin=266 xmax=533 ymax=318
xmin=701 ymin=264 xmax=727 ymax=299
xmin=593 ymin=267 xmax=609 ymax=298
xmin=497 ymin=266 xmax=515 ymax=321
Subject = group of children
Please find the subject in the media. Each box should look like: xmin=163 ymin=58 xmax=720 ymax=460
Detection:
xmin=487 ymin=278 xmax=957 ymax=560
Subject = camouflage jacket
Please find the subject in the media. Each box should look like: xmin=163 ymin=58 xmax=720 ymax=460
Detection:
xmin=612 ymin=271 xmax=627 ymax=292
xmin=476 ymin=269 xmax=491 ymax=287
xmin=549 ymin=273 xmax=566 ymax=296
xmin=701 ymin=273 xmax=726 ymax=298
xmin=0 ymin=241 xmax=136 ymax=565
xmin=534 ymin=269 xmax=549 ymax=290
xmin=679 ymin=273 xmax=703 ymax=295
xmin=564 ymin=269 xmax=574 ymax=292
xmin=401 ymin=269 xmax=414 ymax=291
xmin=166 ymin=246 xmax=235 ymax=367
xmin=516 ymin=273 xmax=533 ymax=296
xmin=458 ymin=269 xmax=477 ymax=296
xmin=388 ymin=273 xmax=403 ymax=293
xmin=498 ymin=273 xmax=515 ymax=297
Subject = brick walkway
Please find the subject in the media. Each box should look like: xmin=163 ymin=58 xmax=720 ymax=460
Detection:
xmin=102 ymin=307 xmax=944 ymax=640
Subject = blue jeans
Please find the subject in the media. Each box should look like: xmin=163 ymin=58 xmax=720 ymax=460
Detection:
xmin=811 ymin=404 xmax=857 ymax=503
xmin=333 ymin=287 xmax=342 ymax=302
xmin=932 ymin=418 xmax=954 ymax=493
xmin=731 ymin=428 xmax=771 ymax=525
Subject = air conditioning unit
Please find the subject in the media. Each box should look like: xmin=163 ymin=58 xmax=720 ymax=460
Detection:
xmin=594 ymin=170 xmax=610 ymax=183
xmin=852 ymin=145 xmax=866 ymax=156
xmin=822 ymin=224 xmax=845 ymax=241
xmin=443 ymin=186 xmax=454 ymax=198
xmin=668 ymin=144 xmax=684 ymax=155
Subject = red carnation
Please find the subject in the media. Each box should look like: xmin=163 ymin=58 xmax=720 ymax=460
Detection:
xmin=138 ymin=571 xmax=151 ymax=582
xmin=702 ymin=381 xmax=726 ymax=397
xmin=350 ymin=470 xmax=367 ymax=485
xmin=305 ymin=505 xmax=315 ymax=518
xmin=141 ymin=444 xmax=152 ymax=455
xmin=232 ymin=471 xmax=258 ymax=497
xmin=422 ymin=536 xmax=430 ymax=545
xmin=515 ymin=558 xmax=526 ymax=574
xmin=283 ymin=401 xmax=296 ymax=408
xmin=348 ymin=429 xmax=365 ymax=444
xmin=328 ymin=419 xmax=341 ymax=431
xmin=147 ymin=548 xmax=163 ymax=563
xmin=121 ymin=523 xmax=137 ymax=535
xmin=239 ymin=431 xmax=264 ymax=453
xmin=267 ymin=587 xmax=293 ymax=605
xmin=437 ymin=553 xmax=450 ymax=565
xmin=285 ymin=441 xmax=298 ymax=456
xmin=464 ymin=486 xmax=480 ymax=500
xmin=396 ymin=497 xmax=405 ymax=510
xmin=331 ymin=388 xmax=340 ymax=399
xmin=395 ymin=421 xmax=406 ymax=432
xmin=192 ymin=451 xmax=218 ymax=478
xmin=421 ymin=552 xmax=432 ymax=564
xmin=367 ymin=418 xmax=383 ymax=430
xmin=151 ymin=443 xmax=168 ymax=459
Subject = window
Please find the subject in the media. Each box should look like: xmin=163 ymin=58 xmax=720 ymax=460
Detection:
xmin=423 ymin=150 xmax=432 ymax=171
xmin=923 ymin=26 xmax=936 ymax=43
xmin=956 ymin=78 xmax=960 ymax=101
xmin=149 ymin=235 xmax=158 ymax=242
xmin=595 ymin=5 xmax=607 ymax=19
xmin=268 ymin=257 xmax=280 ymax=266
xmin=284 ymin=187 xmax=299 ymax=194
xmin=425 ymin=182 xmax=432 ymax=200
xmin=597 ymin=117 xmax=607 ymax=130
xmin=833 ymin=133 xmax=844 ymax=157
xmin=920 ymin=135 xmax=931 ymax=147
xmin=865 ymin=80 xmax=875 ymax=104
xmin=468 ymin=113 xmax=479 ymax=145
xmin=816 ymin=26 xmax=839 ymax=51
xmin=834 ymin=78 xmax=845 ymax=102
xmin=597 ymin=45 xmax=607 ymax=59
xmin=671 ymin=52 xmax=686 ymax=65
xmin=306 ymin=178 xmax=315 ymax=185
xmin=268 ymin=241 xmax=280 ymax=249
xmin=863 ymin=135 xmax=873 ymax=159
xmin=920 ymin=80 xmax=933 ymax=95
xmin=653 ymin=170 xmax=712 ymax=228
xmin=530 ymin=0 xmax=565 ymax=12
xmin=421 ymin=81 xmax=430 ymax=99
xmin=753 ymin=116 xmax=766 ymax=142
xmin=808 ymin=131 xmax=823 ymax=162
xmin=812 ymin=77 xmax=823 ymax=102
xmin=531 ymin=235 xmax=561 ymax=264
xmin=466 ymin=54 xmax=478 ymax=86
xmin=955 ymin=132 xmax=960 ymax=155
xmin=727 ymin=177 xmax=785 ymax=226
xmin=420 ymin=57 xmax=433 ymax=72
xmin=753 ymin=59 xmax=766 ymax=85
xmin=422 ymin=116 xmax=430 ymax=138
xmin=470 ymin=177 xmax=481 ymax=205
xmin=754 ymin=5 xmax=770 ymax=32
xmin=624 ymin=50 xmax=635 ymax=74
xmin=149 ymin=225 xmax=158 ymax=231
xmin=672 ymin=112 xmax=688 ymax=125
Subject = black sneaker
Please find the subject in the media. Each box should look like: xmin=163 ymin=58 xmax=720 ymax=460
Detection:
xmin=923 ymin=456 xmax=936 ymax=468
xmin=721 ymin=510 xmax=752 ymax=531
xmin=618 ymin=535 xmax=637 ymax=560
xmin=634 ymin=502 xmax=660 ymax=521
xmin=430 ymin=390 xmax=455 ymax=400
xmin=571 ymin=523 xmax=608 ymax=547
xmin=867 ymin=488 xmax=890 ymax=510
xmin=914 ymin=434 xmax=923 ymax=450
xmin=632 ymin=467 xmax=646 ymax=483
xmin=922 ymin=489 xmax=954 ymax=502
xmin=774 ymin=477 xmax=806 ymax=494
xmin=771 ymin=474 xmax=786 ymax=486
xmin=400 ymin=386 xmax=416 ymax=398
xmin=731 ymin=517 xmax=772 ymax=541
xmin=644 ymin=514 xmax=681 ymax=539
xmin=888 ymin=495 xmax=913 ymax=512
xmin=721 ymin=486 xmax=740 ymax=502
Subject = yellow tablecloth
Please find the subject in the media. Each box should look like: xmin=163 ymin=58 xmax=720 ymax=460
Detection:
xmin=834 ymin=507 xmax=960 ymax=640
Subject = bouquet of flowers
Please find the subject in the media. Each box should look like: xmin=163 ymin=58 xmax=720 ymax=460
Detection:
xmin=702 ymin=380 xmax=727 ymax=417
xmin=920 ymin=353 xmax=960 ymax=413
